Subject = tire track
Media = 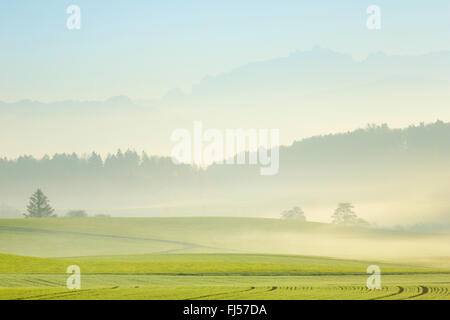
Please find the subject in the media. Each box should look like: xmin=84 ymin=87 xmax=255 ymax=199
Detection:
xmin=0 ymin=225 xmax=208 ymax=253
xmin=405 ymin=286 xmax=429 ymax=300
xmin=184 ymin=286 xmax=255 ymax=300
xmin=13 ymin=288 xmax=97 ymax=300
xmin=12 ymin=285 xmax=124 ymax=300
xmin=21 ymin=277 xmax=62 ymax=287
xmin=369 ymin=286 xmax=404 ymax=300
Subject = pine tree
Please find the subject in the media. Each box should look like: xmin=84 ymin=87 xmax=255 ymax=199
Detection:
xmin=24 ymin=189 xmax=56 ymax=218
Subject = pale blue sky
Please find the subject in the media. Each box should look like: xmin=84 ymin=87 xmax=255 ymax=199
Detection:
xmin=0 ymin=0 xmax=449 ymax=101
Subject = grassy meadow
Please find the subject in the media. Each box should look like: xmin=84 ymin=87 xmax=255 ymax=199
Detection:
xmin=0 ymin=217 xmax=449 ymax=300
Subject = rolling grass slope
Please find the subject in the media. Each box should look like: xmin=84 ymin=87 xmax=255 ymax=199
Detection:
xmin=0 ymin=254 xmax=450 ymax=300
xmin=0 ymin=253 xmax=442 ymax=275
xmin=0 ymin=217 xmax=449 ymax=300
xmin=0 ymin=217 xmax=449 ymax=261
xmin=0 ymin=252 xmax=449 ymax=300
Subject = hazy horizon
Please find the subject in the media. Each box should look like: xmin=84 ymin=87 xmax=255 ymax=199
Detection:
xmin=1 ymin=46 xmax=449 ymax=159
xmin=2 ymin=1 xmax=450 ymax=302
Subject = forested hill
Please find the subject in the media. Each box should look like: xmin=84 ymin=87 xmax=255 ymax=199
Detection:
xmin=1 ymin=121 xmax=450 ymax=219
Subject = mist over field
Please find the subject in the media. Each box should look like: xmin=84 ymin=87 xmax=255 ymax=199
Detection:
xmin=0 ymin=48 xmax=449 ymax=229
xmin=1 ymin=1 xmax=450 ymax=301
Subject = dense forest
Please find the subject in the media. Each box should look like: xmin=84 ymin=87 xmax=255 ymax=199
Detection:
xmin=2 ymin=120 xmax=450 ymax=181
xmin=1 ymin=121 xmax=450 ymax=226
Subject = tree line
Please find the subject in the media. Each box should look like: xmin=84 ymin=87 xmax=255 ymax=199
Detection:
xmin=25 ymin=188 xmax=369 ymax=227
xmin=23 ymin=189 xmax=107 ymax=218
xmin=280 ymin=203 xmax=369 ymax=227
xmin=0 ymin=150 xmax=197 ymax=181
xmin=1 ymin=121 xmax=450 ymax=183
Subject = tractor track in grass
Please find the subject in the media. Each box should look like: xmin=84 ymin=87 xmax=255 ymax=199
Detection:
xmin=21 ymin=277 xmax=62 ymax=287
xmin=12 ymin=286 xmax=125 ymax=300
xmin=184 ymin=286 xmax=256 ymax=300
xmin=13 ymin=288 xmax=97 ymax=300
xmin=405 ymin=286 xmax=429 ymax=300
xmin=369 ymin=286 xmax=404 ymax=300
xmin=0 ymin=226 xmax=209 ymax=253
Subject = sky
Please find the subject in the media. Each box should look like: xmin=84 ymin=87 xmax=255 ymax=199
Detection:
xmin=0 ymin=0 xmax=449 ymax=102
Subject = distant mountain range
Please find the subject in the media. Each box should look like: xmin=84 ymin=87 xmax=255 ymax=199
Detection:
xmin=3 ymin=47 xmax=449 ymax=111
xmin=1 ymin=48 xmax=449 ymax=159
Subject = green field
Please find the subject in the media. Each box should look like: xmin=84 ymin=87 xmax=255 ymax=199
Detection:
xmin=0 ymin=217 xmax=449 ymax=300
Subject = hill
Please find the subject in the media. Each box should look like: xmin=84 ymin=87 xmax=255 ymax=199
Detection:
xmin=1 ymin=217 xmax=449 ymax=300
xmin=0 ymin=217 xmax=449 ymax=264
xmin=1 ymin=121 xmax=450 ymax=227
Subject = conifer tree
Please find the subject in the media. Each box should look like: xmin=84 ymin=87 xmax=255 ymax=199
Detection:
xmin=24 ymin=189 xmax=55 ymax=218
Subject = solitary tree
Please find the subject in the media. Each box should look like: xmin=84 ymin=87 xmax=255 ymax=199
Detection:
xmin=280 ymin=206 xmax=306 ymax=221
xmin=24 ymin=189 xmax=56 ymax=218
xmin=331 ymin=203 xmax=369 ymax=226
